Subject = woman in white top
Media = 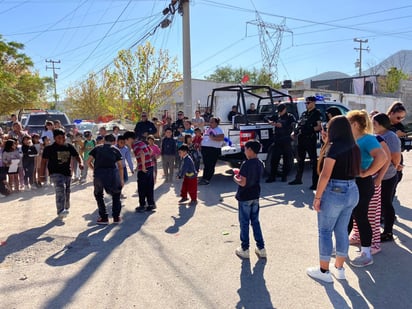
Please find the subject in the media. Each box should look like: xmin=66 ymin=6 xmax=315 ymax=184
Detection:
xmin=199 ymin=117 xmax=224 ymax=185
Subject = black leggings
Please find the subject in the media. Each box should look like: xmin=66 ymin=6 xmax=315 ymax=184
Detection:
xmin=348 ymin=176 xmax=374 ymax=247
xmin=382 ymin=174 xmax=398 ymax=234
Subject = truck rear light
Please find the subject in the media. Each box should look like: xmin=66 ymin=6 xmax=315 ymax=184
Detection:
xmin=240 ymin=131 xmax=255 ymax=147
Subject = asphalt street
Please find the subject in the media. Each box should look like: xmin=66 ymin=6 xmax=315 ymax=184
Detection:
xmin=0 ymin=152 xmax=411 ymax=309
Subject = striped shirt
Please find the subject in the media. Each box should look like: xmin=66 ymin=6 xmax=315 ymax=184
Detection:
xmin=132 ymin=140 xmax=153 ymax=171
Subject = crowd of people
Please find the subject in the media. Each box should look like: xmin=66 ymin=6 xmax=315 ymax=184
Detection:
xmin=0 ymin=100 xmax=409 ymax=280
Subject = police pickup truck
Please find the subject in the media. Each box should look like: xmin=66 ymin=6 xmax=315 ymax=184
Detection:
xmin=207 ymin=85 xmax=293 ymax=168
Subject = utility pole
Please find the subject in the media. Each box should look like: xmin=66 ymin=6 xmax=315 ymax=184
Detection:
xmin=161 ymin=0 xmax=192 ymax=117
xmin=46 ymin=59 xmax=61 ymax=108
xmin=353 ymin=38 xmax=369 ymax=77
xmin=180 ymin=0 xmax=193 ymax=118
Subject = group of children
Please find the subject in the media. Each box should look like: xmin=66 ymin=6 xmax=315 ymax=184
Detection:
xmin=0 ymin=131 xmax=52 ymax=195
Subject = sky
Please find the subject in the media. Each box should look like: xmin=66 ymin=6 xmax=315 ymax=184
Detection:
xmin=1 ymin=0 xmax=412 ymax=101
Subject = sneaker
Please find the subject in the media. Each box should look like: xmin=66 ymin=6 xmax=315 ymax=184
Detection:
xmin=255 ymin=247 xmax=267 ymax=259
xmin=198 ymin=179 xmax=210 ymax=185
xmin=113 ymin=217 xmax=122 ymax=224
xmin=235 ymin=247 xmax=250 ymax=259
xmin=350 ymin=253 xmax=373 ymax=267
xmin=371 ymin=247 xmax=382 ymax=255
xmin=135 ymin=206 xmax=146 ymax=213
xmin=146 ymin=205 xmax=157 ymax=211
xmin=331 ymin=266 xmax=346 ymax=280
xmin=288 ymin=179 xmax=303 ymax=185
xmin=57 ymin=209 xmax=68 ymax=219
xmin=96 ymin=217 xmax=109 ymax=225
xmin=178 ymin=197 xmax=189 ymax=203
xmin=380 ymin=232 xmax=394 ymax=242
xmin=306 ymin=267 xmax=333 ymax=283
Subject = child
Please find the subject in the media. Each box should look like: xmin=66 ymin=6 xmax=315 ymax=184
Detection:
xmin=161 ymin=128 xmax=175 ymax=183
xmin=2 ymin=139 xmax=21 ymax=193
xmin=116 ymin=135 xmax=134 ymax=183
xmin=40 ymin=129 xmax=83 ymax=219
xmin=0 ymin=138 xmax=11 ymax=196
xmin=192 ymin=127 xmax=203 ymax=173
xmin=72 ymin=132 xmax=84 ymax=181
xmin=40 ymin=136 xmax=51 ymax=185
xmin=21 ymin=135 xmax=38 ymax=190
xmin=177 ymin=144 xmax=198 ymax=205
xmin=147 ymin=135 xmax=161 ymax=182
xmin=233 ymin=140 xmax=266 ymax=259
xmin=32 ymin=134 xmax=42 ymax=187
xmin=184 ymin=134 xmax=200 ymax=173
xmin=80 ymin=130 xmax=96 ymax=183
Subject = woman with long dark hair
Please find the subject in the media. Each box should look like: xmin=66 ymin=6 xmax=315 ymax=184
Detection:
xmin=307 ymin=116 xmax=361 ymax=283
xmin=373 ymin=113 xmax=401 ymax=242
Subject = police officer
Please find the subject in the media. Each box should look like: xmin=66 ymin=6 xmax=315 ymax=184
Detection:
xmin=266 ymin=103 xmax=296 ymax=183
xmin=87 ymin=134 xmax=124 ymax=224
xmin=289 ymin=96 xmax=321 ymax=190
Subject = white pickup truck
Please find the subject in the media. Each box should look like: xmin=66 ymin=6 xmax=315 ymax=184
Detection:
xmin=206 ymin=85 xmax=293 ymax=168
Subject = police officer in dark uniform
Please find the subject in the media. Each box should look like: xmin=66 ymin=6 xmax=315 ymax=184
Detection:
xmin=289 ymin=96 xmax=322 ymax=190
xmin=87 ymin=134 xmax=124 ymax=224
xmin=266 ymin=103 xmax=296 ymax=183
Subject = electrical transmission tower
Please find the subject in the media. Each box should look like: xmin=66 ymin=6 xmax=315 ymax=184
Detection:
xmin=247 ymin=12 xmax=292 ymax=82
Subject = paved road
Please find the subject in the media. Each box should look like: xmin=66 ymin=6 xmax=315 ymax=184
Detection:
xmin=1 ymin=153 xmax=411 ymax=309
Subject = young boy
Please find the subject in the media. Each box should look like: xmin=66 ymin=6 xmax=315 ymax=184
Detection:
xmin=161 ymin=127 xmax=176 ymax=183
xmin=40 ymin=129 xmax=83 ymax=219
xmin=177 ymin=144 xmax=198 ymax=205
xmin=116 ymin=135 xmax=134 ymax=183
xmin=233 ymin=140 xmax=266 ymax=259
xmin=80 ymin=130 xmax=96 ymax=183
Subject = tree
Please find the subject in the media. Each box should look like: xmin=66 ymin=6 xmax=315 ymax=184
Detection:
xmin=379 ymin=67 xmax=409 ymax=93
xmin=204 ymin=65 xmax=280 ymax=88
xmin=65 ymin=73 xmax=114 ymax=121
xmin=113 ymin=41 xmax=182 ymax=121
xmin=0 ymin=35 xmax=48 ymax=115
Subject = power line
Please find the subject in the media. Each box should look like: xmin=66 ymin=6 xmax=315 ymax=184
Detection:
xmin=63 ymin=0 xmax=133 ymax=80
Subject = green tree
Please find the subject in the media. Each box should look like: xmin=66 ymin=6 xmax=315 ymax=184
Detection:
xmin=204 ymin=65 xmax=280 ymax=88
xmin=0 ymin=35 xmax=48 ymax=114
xmin=65 ymin=73 xmax=112 ymax=121
xmin=379 ymin=67 xmax=409 ymax=93
xmin=113 ymin=41 xmax=182 ymax=121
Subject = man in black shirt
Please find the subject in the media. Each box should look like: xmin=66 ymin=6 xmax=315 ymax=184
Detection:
xmin=134 ymin=112 xmax=157 ymax=140
xmin=87 ymin=134 xmax=124 ymax=224
xmin=289 ymin=96 xmax=321 ymax=190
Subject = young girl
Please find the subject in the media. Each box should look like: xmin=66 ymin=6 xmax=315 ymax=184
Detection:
xmin=147 ymin=135 xmax=161 ymax=182
xmin=32 ymin=134 xmax=42 ymax=187
xmin=2 ymin=139 xmax=21 ymax=193
xmin=21 ymin=135 xmax=38 ymax=190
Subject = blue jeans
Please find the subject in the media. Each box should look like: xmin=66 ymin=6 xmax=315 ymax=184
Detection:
xmin=238 ymin=199 xmax=265 ymax=250
xmin=50 ymin=174 xmax=72 ymax=215
xmin=318 ymin=179 xmax=359 ymax=261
